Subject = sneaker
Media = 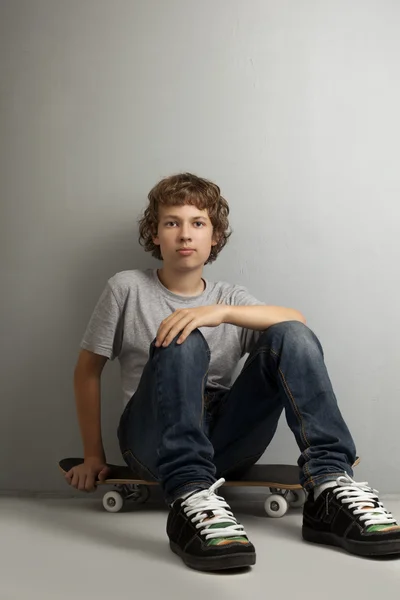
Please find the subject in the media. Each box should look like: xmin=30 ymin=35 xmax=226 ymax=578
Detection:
xmin=302 ymin=473 xmax=400 ymax=557
xmin=167 ymin=478 xmax=256 ymax=571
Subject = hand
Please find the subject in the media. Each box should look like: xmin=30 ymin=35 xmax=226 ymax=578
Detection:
xmin=155 ymin=304 xmax=228 ymax=347
xmin=64 ymin=457 xmax=111 ymax=493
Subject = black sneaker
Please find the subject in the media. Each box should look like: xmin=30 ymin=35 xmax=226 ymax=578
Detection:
xmin=303 ymin=473 xmax=400 ymax=557
xmin=167 ymin=478 xmax=256 ymax=571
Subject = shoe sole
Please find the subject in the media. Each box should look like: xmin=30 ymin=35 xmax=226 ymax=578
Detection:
xmin=170 ymin=541 xmax=256 ymax=571
xmin=303 ymin=527 xmax=400 ymax=557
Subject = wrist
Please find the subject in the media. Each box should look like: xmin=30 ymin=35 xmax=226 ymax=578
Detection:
xmin=222 ymin=304 xmax=235 ymax=323
xmin=84 ymin=453 xmax=106 ymax=463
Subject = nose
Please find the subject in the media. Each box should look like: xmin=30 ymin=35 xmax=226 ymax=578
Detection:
xmin=179 ymin=224 xmax=191 ymax=240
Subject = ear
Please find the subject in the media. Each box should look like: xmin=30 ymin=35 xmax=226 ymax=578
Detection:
xmin=211 ymin=232 xmax=219 ymax=247
xmin=152 ymin=225 xmax=160 ymax=246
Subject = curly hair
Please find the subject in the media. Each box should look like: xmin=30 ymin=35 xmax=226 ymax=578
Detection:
xmin=138 ymin=173 xmax=232 ymax=265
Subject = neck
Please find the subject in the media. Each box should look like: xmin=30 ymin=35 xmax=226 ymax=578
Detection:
xmin=157 ymin=266 xmax=205 ymax=296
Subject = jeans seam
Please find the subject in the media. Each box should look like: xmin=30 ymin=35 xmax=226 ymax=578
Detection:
xmin=155 ymin=353 xmax=166 ymax=464
xmin=270 ymin=349 xmax=310 ymax=447
xmin=256 ymin=345 xmax=314 ymax=485
xmin=197 ymin=328 xmax=211 ymax=425
xmin=242 ymin=342 xmax=314 ymax=486
xmin=266 ymin=347 xmax=316 ymax=485
xmin=200 ymin=365 xmax=210 ymax=426
xmin=241 ymin=344 xmax=311 ymax=450
xmin=153 ymin=335 xmax=211 ymax=488
xmin=155 ymin=332 xmax=210 ymax=430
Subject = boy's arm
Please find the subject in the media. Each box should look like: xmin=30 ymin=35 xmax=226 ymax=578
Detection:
xmin=73 ymin=349 xmax=109 ymax=461
xmin=66 ymin=349 xmax=111 ymax=492
xmin=225 ymin=305 xmax=306 ymax=330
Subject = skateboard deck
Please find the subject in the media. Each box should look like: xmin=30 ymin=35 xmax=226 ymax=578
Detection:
xmin=59 ymin=457 xmax=306 ymax=517
xmin=59 ymin=456 xmax=360 ymax=488
xmin=59 ymin=457 xmax=302 ymax=489
xmin=59 ymin=456 xmax=360 ymax=517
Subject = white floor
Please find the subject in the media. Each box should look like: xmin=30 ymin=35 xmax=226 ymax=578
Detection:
xmin=2 ymin=491 xmax=400 ymax=600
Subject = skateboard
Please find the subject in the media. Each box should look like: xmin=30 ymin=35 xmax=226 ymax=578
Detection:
xmin=60 ymin=456 xmax=361 ymax=517
xmin=59 ymin=457 xmax=306 ymax=518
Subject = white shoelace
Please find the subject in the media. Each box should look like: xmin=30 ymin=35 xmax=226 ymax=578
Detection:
xmin=181 ymin=478 xmax=247 ymax=540
xmin=333 ymin=474 xmax=396 ymax=527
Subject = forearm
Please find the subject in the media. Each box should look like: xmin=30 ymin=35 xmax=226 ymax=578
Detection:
xmin=224 ymin=305 xmax=306 ymax=330
xmin=73 ymin=371 xmax=106 ymax=461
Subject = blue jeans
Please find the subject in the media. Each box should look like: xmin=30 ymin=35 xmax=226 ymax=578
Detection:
xmin=117 ymin=321 xmax=357 ymax=505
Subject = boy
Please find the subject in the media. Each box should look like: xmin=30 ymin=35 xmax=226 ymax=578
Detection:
xmin=66 ymin=173 xmax=400 ymax=571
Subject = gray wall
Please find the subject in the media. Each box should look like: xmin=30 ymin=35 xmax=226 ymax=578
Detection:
xmin=1 ymin=0 xmax=399 ymax=494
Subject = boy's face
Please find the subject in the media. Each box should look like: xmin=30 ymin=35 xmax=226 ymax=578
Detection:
xmin=153 ymin=203 xmax=218 ymax=267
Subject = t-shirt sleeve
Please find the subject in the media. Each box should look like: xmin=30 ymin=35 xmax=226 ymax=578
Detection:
xmin=80 ymin=281 xmax=123 ymax=360
xmin=222 ymin=285 xmax=266 ymax=357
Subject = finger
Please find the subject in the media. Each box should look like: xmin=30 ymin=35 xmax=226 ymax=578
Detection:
xmin=85 ymin=474 xmax=96 ymax=492
xmin=163 ymin=319 xmax=193 ymax=347
xmin=64 ymin=469 xmax=73 ymax=482
xmin=177 ymin=323 xmax=196 ymax=344
xmin=155 ymin=336 xmax=163 ymax=347
xmin=161 ymin=327 xmax=181 ymax=347
xmin=71 ymin=471 xmax=79 ymax=489
xmin=156 ymin=316 xmax=172 ymax=341
xmin=156 ymin=324 xmax=173 ymax=346
xmin=155 ymin=326 xmax=168 ymax=346
xmin=156 ymin=312 xmax=184 ymax=346
xmin=78 ymin=474 xmax=87 ymax=492
xmin=156 ymin=326 xmax=173 ymax=347
xmin=98 ymin=467 xmax=109 ymax=482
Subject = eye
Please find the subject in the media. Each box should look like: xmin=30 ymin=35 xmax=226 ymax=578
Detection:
xmin=165 ymin=221 xmax=205 ymax=227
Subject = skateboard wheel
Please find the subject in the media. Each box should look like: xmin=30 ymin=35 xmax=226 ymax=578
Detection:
xmin=102 ymin=491 xmax=124 ymax=513
xmin=287 ymin=489 xmax=307 ymax=509
xmin=264 ymin=495 xmax=288 ymax=518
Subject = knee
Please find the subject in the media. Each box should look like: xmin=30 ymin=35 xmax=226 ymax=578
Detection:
xmin=180 ymin=328 xmax=211 ymax=357
xmin=266 ymin=320 xmax=308 ymax=337
xmin=153 ymin=328 xmax=210 ymax=359
xmin=260 ymin=320 xmax=322 ymax=352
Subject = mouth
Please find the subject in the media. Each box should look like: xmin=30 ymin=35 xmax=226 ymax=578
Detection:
xmin=177 ymin=249 xmax=195 ymax=254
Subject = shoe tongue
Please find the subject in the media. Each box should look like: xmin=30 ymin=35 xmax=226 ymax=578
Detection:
xmin=366 ymin=524 xmax=400 ymax=532
xmin=206 ymin=522 xmax=248 ymax=546
xmin=201 ymin=511 xmax=233 ymax=532
xmin=338 ymin=481 xmax=399 ymax=533
xmin=200 ymin=510 xmax=249 ymax=547
xmin=356 ymin=503 xmax=399 ymax=533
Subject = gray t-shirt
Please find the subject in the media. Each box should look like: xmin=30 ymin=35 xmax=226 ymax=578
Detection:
xmin=81 ymin=268 xmax=264 ymax=408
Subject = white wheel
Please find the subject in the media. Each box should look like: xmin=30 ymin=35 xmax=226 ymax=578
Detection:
xmin=264 ymin=494 xmax=288 ymax=518
xmin=288 ymin=489 xmax=307 ymax=509
xmin=102 ymin=491 xmax=124 ymax=513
